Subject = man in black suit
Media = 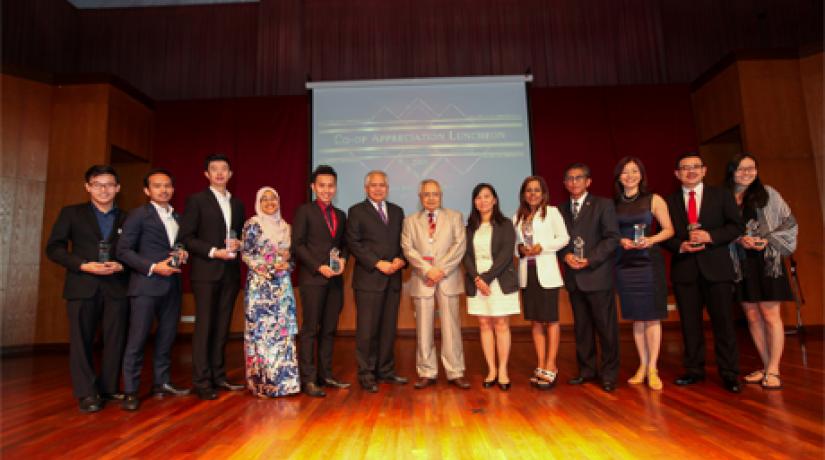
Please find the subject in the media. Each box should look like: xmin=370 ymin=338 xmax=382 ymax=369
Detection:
xmin=46 ymin=165 xmax=129 ymax=413
xmin=558 ymin=163 xmax=621 ymax=393
xmin=292 ymin=165 xmax=349 ymax=398
xmin=346 ymin=170 xmax=407 ymax=392
xmin=117 ymin=169 xmax=191 ymax=411
xmin=179 ymin=154 xmax=246 ymax=400
xmin=663 ymin=152 xmax=743 ymax=393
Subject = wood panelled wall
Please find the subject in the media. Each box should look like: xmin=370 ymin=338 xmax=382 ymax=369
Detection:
xmin=691 ymin=53 xmax=824 ymax=326
xmin=0 ymin=75 xmax=53 ymax=347
xmin=2 ymin=0 xmax=822 ymax=100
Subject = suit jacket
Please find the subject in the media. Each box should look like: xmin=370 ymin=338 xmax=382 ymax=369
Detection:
xmin=116 ymin=204 xmax=182 ymax=297
xmin=346 ymin=199 xmax=405 ymax=292
xmin=513 ymin=206 xmax=569 ymax=289
xmin=662 ymin=184 xmax=743 ymax=283
xmin=179 ymin=188 xmax=245 ymax=282
xmin=558 ymin=194 xmax=620 ymax=292
xmin=291 ymin=201 xmax=348 ymax=287
xmin=45 ymin=202 xmax=129 ymax=300
xmin=462 ymin=218 xmax=518 ymax=296
xmin=401 ymin=208 xmax=466 ymax=297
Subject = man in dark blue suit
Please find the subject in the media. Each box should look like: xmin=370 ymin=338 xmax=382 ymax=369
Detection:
xmin=116 ymin=169 xmax=191 ymax=411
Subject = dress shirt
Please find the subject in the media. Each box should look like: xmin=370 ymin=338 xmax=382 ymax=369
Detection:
xmin=681 ymin=182 xmax=704 ymax=214
xmin=149 ymin=201 xmax=178 ymax=276
xmin=91 ymin=203 xmax=117 ymax=240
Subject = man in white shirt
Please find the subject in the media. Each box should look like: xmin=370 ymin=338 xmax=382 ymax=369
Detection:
xmin=117 ymin=169 xmax=191 ymax=411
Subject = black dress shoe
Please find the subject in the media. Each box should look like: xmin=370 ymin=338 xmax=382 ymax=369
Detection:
xmin=303 ymin=382 xmax=326 ymax=398
xmin=568 ymin=376 xmax=596 ymax=385
xmin=414 ymin=377 xmax=437 ymax=389
xmin=722 ymin=377 xmax=742 ymax=394
xmin=321 ymin=377 xmax=351 ymax=389
xmin=360 ymin=381 xmax=379 ymax=393
xmin=102 ymin=392 xmax=125 ymax=401
xmin=153 ymin=383 xmax=192 ymax=397
xmin=195 ymin=387 xmax=218 ymax=400
xmin=121 ymin=394 xmax=140 ymax=411
xmin=674 ymin=374 xmax=705 ymax=386
xmin=448 ymin=377 xmax=471 ymax=389
xmin=602 ymin=381 xmax=617 ymax=393
xmin=78 ymin=395 xmax=103 ymax=413
xmin=215 ymin=380 xmax=245 ymax=391
xmin=378 ymin=375 xmax=408 ymax=385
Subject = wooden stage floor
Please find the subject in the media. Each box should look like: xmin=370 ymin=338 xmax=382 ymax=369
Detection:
xmin=1 ymin=327 xmax=822 ymax=459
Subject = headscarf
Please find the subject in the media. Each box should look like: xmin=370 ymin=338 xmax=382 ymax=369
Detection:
xmin=252 ymin=186 xmax=289 ymax=248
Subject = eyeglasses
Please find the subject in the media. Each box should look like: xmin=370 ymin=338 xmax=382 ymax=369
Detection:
xmin=420 ymin=192 xmax=441 ymax=198
xmin=735 ymin=166 xmax=757 ymax=174
xmin=89 ymin=182 xmax=117 ymax=190
xmin=677 ymin=164 xmax=704 ymax=172
xmin=564 ymin=175 xmax=588 ymax=183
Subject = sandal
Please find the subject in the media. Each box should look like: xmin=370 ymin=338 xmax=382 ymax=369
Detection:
xmin=744 ymin=370 xmax=765 ymax=384
xmin=647 ymin=368 xmax=663 ymax=391
xmin=628 ymin=366 xmax=646 ymax=385
xmin=761 ymin=373 xmax=783 ymax=390
xmin=537 ymin=368 xmax=558 ymax=388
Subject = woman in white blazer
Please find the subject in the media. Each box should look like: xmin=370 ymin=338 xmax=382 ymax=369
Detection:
xmin=513 ymin=176 xmax=569 ymax=389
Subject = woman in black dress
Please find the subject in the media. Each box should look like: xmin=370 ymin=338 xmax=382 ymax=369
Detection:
xmin=726 ymin=153 xmax=797 ymax=390
xmin=613 ymin=157 xmax=674 ymax=390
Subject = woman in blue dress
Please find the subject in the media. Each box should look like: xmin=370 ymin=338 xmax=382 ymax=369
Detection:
xmin=613 ymin=157 xmax=674 ymax=390
xmin=241 ymin=186 xmax=300 ymax=397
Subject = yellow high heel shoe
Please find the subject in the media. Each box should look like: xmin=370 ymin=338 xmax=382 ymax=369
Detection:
xmin=628 ymin=366 xmax=646 ymax=385
xmin=647 ymin=368 xmax=663 ymax=391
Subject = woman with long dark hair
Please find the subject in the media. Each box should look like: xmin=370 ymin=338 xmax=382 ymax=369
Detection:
xmin=725 ymin=153 xmax=797 ymax=390
xmin=612 ymin=156 xmax=674 ymax=390
xmin=513 ymin=176 xmax=569 ymax=389
xmin=462 ymin=183 xmax=518 ymax=390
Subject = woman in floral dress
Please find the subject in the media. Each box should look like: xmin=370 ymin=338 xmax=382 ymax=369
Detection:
xmin=241 ymin=186 xmax=300 ymax=397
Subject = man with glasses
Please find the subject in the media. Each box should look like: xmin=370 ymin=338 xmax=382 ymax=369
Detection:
xmin=401 ymin=179 xmax=469 ymax=390
xmin=46 ymin=165 xmax=129 ymax=412
xmin=558 ymin=163 xmax=621 ymax=393
xmin=663 ymin=152 xmax=744 ymax=393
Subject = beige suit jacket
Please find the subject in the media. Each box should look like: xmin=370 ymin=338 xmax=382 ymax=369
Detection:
xmin=401 ymin=208 xmax=466 ymax=297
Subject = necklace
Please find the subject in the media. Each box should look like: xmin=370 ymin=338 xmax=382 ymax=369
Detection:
xmin=621 ymin=192 xmax=640 ymax=202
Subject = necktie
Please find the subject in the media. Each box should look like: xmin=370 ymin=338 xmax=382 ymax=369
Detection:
xmin=377 ymin=202 xmax=388 ymax=225
xmin=324 ymin=205 xmax=335 ymax=236
xmin=572 ymin=200 xmax=580 ymax=220
xmin=427 ymin=212 xmax=436 ymax=237
xmin=688 ymin=191 xmax=698 ymax=224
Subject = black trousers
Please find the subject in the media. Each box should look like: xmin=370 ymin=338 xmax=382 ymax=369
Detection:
xmin=191 ymin=274 xmax=240 ymax=389
xmin=299 ymin=283 xmax=344 ymax=384
xmin=122 ymin=289 xmax=181 ymax=394
xmin=569 ymin=288 xmax=620 ymax=383
xmin=354 ymin=287 xmax=401 ymax=384
xmin=673 ymin=276 xmax=739 ymax=379
xmin=66 ymin=292 xmax=128 ymax=398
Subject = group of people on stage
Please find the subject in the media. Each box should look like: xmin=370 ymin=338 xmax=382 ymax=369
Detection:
xmin=47 ymin=151 xmax=798 ymax=413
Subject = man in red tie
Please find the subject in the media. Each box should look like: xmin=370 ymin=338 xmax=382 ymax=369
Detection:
xmin=291 ymin=165 xmax=349 ymax=397
xmin=663 ymin=152 xmax=744 ymax=393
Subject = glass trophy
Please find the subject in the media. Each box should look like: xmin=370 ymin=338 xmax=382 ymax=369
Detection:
xmin=170 ymin=243 xmax=185 ymax=268
xmin=329 ymin=247 xmax=341 ymax=273
xmin=226 ymin=229 xmax=238 ymax=258
xmin=522 ymin=221 xmax=534 ymax=249
xmin=745 ymin=219 xmax=766 ymax=248
xmin=633 ymin=223 xmax=647 ymax=245
xmin=98 ymin=241 xmax=111 ymax=263
xmin=275 ymin=241 xmax=290 ymax=265
xmin=573 ymin=236 xmax=585 ymax=260
xmin=687 ymin=223 xmax=703 ymax=247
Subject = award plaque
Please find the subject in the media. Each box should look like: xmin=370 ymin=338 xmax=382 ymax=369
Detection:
xmin=98 ymin=241 xmax=111 ymax=263
xmin=329 ymin=247 xmax=341 ymax=273
xmin=275 ymin=241 xmax=290 ymax=264
xmin=226 ymin=229 xmax=238 ymax=257
xmin=573 ymin=236 xmax=585 ymax=260
xmin=745 ymin=219 xmax=766 ymax=248
xmin=633 ymin=223 xmax=646 ymax=245
xmin=522 ymin=221 xmax=534 ymax=249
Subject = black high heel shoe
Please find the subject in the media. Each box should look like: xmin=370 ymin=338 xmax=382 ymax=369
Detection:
xmin=498 ymin=381 xmax=511 ymax=391
xmin=482 ymin=376 xmax=497 ymax=388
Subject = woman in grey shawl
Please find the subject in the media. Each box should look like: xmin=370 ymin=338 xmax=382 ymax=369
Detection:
xmin=725 ymin=153 xmax=797 ymax=390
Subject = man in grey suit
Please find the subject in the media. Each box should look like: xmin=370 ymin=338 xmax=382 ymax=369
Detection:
xmin=401 ymin=180 xmax=470 ymax=389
